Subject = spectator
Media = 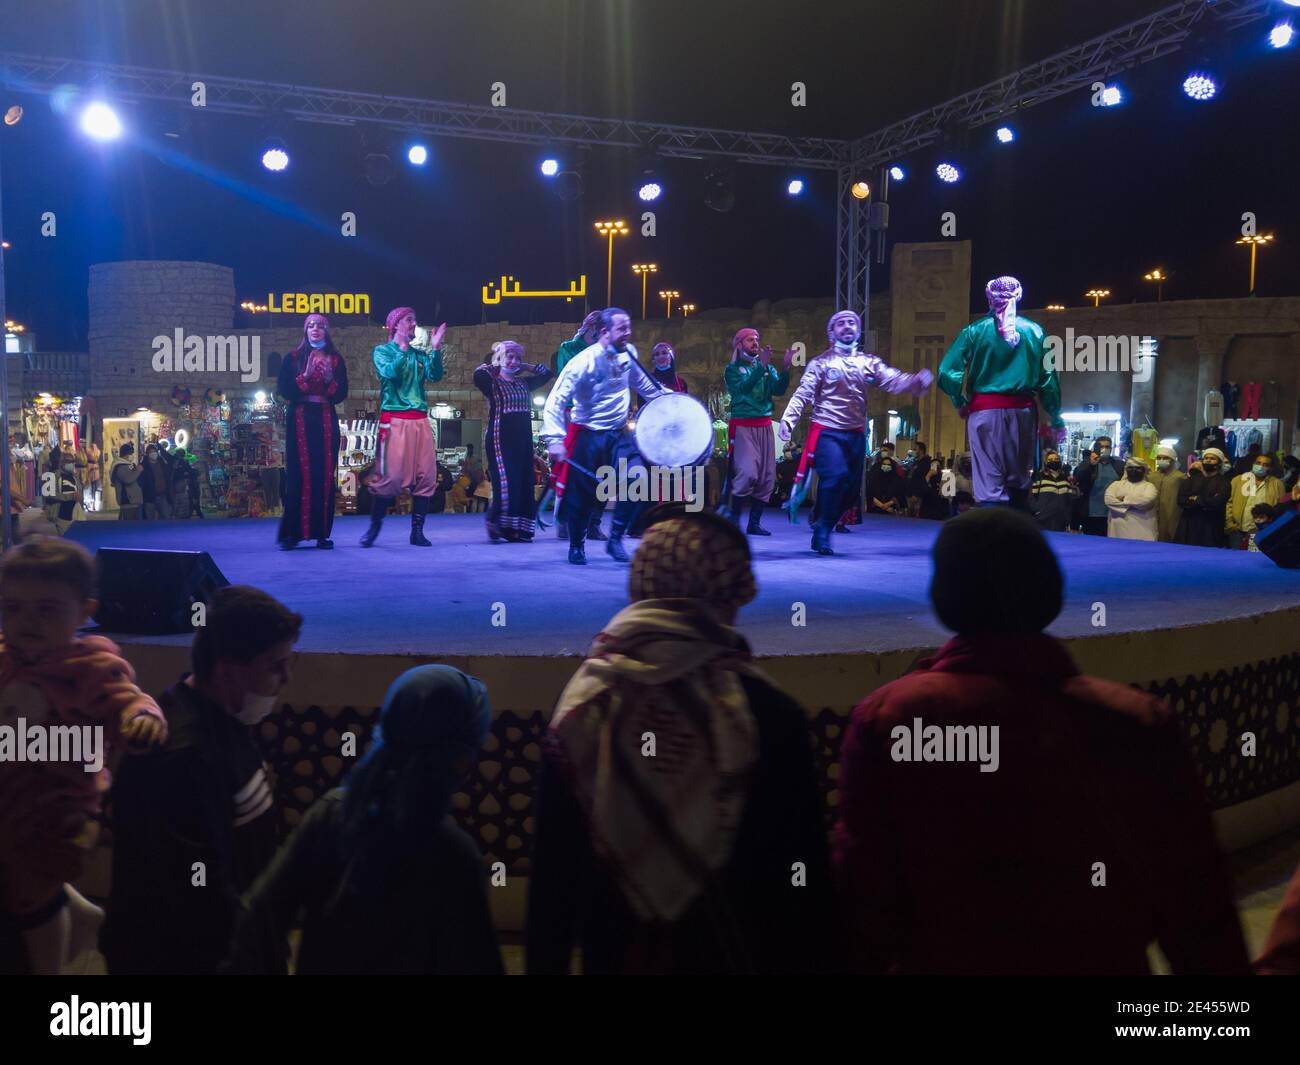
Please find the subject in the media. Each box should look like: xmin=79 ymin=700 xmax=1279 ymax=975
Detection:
xmin=527 ymin=506 xmax=838 ymax=974
xmin=1150 ymin=445 xmax=1186 ymax=543
xmin=774 ymin=446 xmax=798 ymax=507
xmin=1231 ymin=442 xmax=1262 ymax=480
xmin=109 ymin=443 xmax=144 ymax=520
xmin=1247 ymin=504 xmax=1278 ymax=553
xmin=865 ymin=444 xmax=905 ymax=515
xmin=102 ymin=586 xmax=302 ymax=975
xmin=953 ymin=453 xmax=973 ymax=499
xmin=448 ymin=471 xmax=471 ymax=513
xmin=1176 ymin=448 xmax=1231 ymax=548
xmin=907 ymin=442 xmax=946 ymax=520
xmin=1226 ymin=452 xmax=1281 ymax=550
xmin=833 ymin=508 xmax=1250 ymax=974
xmin=225 ymin=665 xmax=502 ymax=975
xmin=139 ymin=443 xmax=172 ymax=520
xmin=1072 ymin=436 xmax=1125 ymax=536
xmin=1104 ymin=458 xmax=1159 ymax=541
xmin=43 ymin=447 xmax=83 ymax=533
xmin=167 ymin=447 xmax=202 ymax=519
xmin=1280 ymin=455 xmax=1300 ymax=497
xmin=0 ymin=539 xmax=166 ymax=974
xmin=952 ymin=490 xmax=975 ymax=515
xmin=430 ymin=461 xmax=453 ymax=514
xmin=1028 ymin=449 xmax=1075 ymax=532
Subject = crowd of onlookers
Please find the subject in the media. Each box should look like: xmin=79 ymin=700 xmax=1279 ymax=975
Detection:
xmin=4 ymin=507 xmax=1300 ymax=976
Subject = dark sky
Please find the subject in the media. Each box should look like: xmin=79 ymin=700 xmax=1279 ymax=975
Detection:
xmin=2 ymin=0 xmax=1298 ymax=350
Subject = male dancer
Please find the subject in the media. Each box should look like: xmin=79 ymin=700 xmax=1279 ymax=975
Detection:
xmin=552 ymin=310 xmax=607 ymax=542
xmin=542 ymin=308 xmax=671 ymax=565
xmin=937 ymin=276 xmax=1064 ymax=509
xmin=362 ymin=307 xmax=447 ymax=547
xmin=722 ymin=328 xmax=792 ymax=535
xmin=780 ymin=310 xmax=933 ymax=555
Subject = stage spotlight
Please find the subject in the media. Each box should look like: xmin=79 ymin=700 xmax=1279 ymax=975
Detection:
xmin=787 ymin=178 xmax=804 ymax=196
xmin=638 ymin=180 xmax=663 ymax=202
xmin=79 ymin=101 xmax=122 ymax=141
xmin=1269 ymin=22 xmax=1294 ymax=48
xmin=850 ymin=180 xmax=871 ymax=199
xmin=1182 ymin=72 xmax=1217 ymax=101
xmin=1099 ymin=84 xmax=1123 ymax=106
xmin=407 ymin=143 xmax=428 ymax=166
xmin=703 ymin=169 xmax=735 ymax=212
xmin=995 ymin=126 xmax=1015 ymax=144
xmin=4 ymin=105 xmax=21 ymax=126
xmin=936 ymin=162 xmax=961 ymax=184
xmin=540 ymin=157 xmax=559 ymax=177
xmin=554 ymin=169 xmax=584 ymax=201
xmin=260 ymin=134 xmax=290 ymax=171
xmin=889 ymin=165 xmax=905 ymax=181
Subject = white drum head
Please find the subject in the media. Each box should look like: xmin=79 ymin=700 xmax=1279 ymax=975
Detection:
xmin=634 ymin=393 xmax=713 ymax=467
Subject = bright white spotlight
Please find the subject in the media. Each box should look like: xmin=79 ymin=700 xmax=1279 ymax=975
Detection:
xmin=261 ymin=146 xmax=289 ymax=171
xmin=1284 ymin=0 xmax=1300 ymax=6
xmin=1183 ymin=73 xmax=1217 ymax=101
xmin=407 ymin=144 xmax=428 ymax=166
xmin=995 ymin=126 xmax=1015 ymax=144
xmin=540 ymin=157 xmax=559 ymax=177
xmin=787 ymin=178 xmax=804 ymax=195
xmin=638 ymin=181 xmax=662 ymax=202
xmin=1100 ymin=84 xmax=1123 ymax=106
xmin=1269 ymin=22 xmax=1294 ymax=48
xmin=79 ymin=101 xmax=122 ymax=141
xmin=254 ymin=391 xmax=267 ymax=404
xmin=889 ymin=165 xmax=905 ymax=181
xmin=936 ymin=162 xmax=961 ymax=184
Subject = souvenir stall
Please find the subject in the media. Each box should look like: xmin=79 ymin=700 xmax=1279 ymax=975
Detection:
xmin=1059 ymin=409 xmax=1125 ymax=468
xmin=190 ymin=387 xmax=233 ymax=515
xmin=337 ymin=416 xmax=377 ymax=515
xmin=223 ymin=391 xmax=286 ymax=518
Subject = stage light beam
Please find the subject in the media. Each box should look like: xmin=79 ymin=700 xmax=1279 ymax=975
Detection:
xmin=995 ymin=126 xmax=1015 ymax=144
xmin=936 ymin=162 xmax=961 ymax=184
xmin=79 ymin=101 xmax=122 ymax=141
xmin=1269 ymin=22 xmax=1294 ymax=49
xmin=540 ymin=157 xmax=559 ymax=177
xmin=889 ymin=165 xmax=905 ymax=181
xmin=1182 ymin=73 xmax=1217 ymax=101
xmin=787 ymin=178 xmax=804 ymax=196
xmin=407 ymin=143 xmax=428 ymax=166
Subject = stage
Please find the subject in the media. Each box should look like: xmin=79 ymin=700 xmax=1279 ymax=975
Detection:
xmin=67 ymin=513 xmax=1300 ymax=914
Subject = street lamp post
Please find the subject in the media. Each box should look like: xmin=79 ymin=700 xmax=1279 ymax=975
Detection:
xmin=680 ymin=303 xmax=696 ymax=318
xmin=658 ymin=289 xmax=680 ymax=318
xmin=594 ymin=220 xmax=629 ymax=306
xmin=631 ymin=263 xmax=658 ymax=319
xmin=1236 ymin=234 xmax=1273 ymax=295
xmin=1086 ymin=288 xmax=1111 ymax=308
xmin=1142 ymin=269 xmax=1167 ymax=302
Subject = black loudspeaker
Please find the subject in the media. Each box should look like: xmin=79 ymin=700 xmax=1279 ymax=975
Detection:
xmin=1255 ymin=508 xmax=1300 ymax=569
xmin=95 ymin=549 xmax=231 ymax=633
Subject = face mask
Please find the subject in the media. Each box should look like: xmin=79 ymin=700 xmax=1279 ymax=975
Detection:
xmin=1157 ymin=459 xmax=1172 ymax=471
xmin=1126 ymin=470 xmax=1145 ymax=481
xmin=1252 ymin=465 xmax=1267 ymax=479
xmin=880 ymin=461 xmax=893 ymax=471
xmin=1098 ymin=448 xmax=1111 ymax=458
xmin=235 ymin=691 xmax=277 ymax=725
xmin=1202 ymin=463 xmax=1220 ymax=474
xmin=1046 ymin=459 xmax=1061 ymax=469
xmin=146 ymin=454 xmax=157 ymax=463
xmin=309 ymin=338 xmax=327 ymax=349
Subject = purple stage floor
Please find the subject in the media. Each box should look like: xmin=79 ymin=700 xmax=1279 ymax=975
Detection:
xmin=66 ymin=512 xmax=1300 ymax=658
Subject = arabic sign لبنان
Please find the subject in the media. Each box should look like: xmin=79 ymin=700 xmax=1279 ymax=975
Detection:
xmin=482 ymin=275 xmax=587 ymax=305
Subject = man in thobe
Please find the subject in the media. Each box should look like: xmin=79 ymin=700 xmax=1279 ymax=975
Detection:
xmin=1149 ymin=444 xmax=1187 ymax=543
xmin=1104 ymin=457 xmax=1159 ymax=541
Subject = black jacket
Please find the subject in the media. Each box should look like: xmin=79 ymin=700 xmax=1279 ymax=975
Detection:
xmin=1175 ymin=472 xmax=1231 ymax=548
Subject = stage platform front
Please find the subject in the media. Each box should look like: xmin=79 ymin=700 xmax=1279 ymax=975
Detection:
xmin=67 ymin=514 xmax=1300 ymax=895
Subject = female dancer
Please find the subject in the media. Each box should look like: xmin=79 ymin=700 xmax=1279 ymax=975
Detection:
xmin=277 ymin=313 xmax=349 ymax=549
xmin=473 ymin=341 xmax=551 ymax=542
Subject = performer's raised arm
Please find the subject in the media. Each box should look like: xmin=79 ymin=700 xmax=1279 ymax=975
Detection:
xmin=937 ymin=327 xmax=974 ymax=410
xmin=864 ymin=355 xmax=934 ymax=398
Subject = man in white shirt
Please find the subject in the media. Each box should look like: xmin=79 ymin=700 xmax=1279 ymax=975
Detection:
xmin=542 ymin=308 xmax=670 ymax=565
xmin=1103 ymin=457 xmax=1159 ymax=541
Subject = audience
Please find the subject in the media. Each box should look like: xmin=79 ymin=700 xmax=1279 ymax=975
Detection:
xmin=1028 ymin=449 xmax=1075 ymax=532
xmin=1150 ymin=444 xmax=1186 ymax=543
xmin=865 ymin=443 xmax=905 ymax=515
xmin=1226 ymin=452 xmax=1281 ymax=550
xmin=1176 ymin=448 xmax=1232 ymax=548
xmin=102 ymin=586 xmax=302 ymax=974
xmin=527 ymin=505 xmax=838 ymax=974
xmin=225 ymin=665 xmax=502 ymax=975
xmin=1073 ymin=435 xmax=1125 ymax=536
xmin=109 ymin=444 xmax=144 ymax=520
xmin=832 ymin=509 xmax=1249 ymax=974
xmin=1104 ymin=458 xmax=1159 ymax=541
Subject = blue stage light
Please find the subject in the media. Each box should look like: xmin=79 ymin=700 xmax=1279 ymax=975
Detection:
xmin=787 ymin=178 xmax=804 ymax=195
xmin=1099 ymin=84 xmax=1123 ymax=107
xmin=407 ymin=144 xmax=428 ymax=166
xmin=1182 ymin=73 xmax=1217 ymax=101
xmin=540 ymin=157 xmax=559 ymax=177
xmin=889 ymin=165 xmax=905 ymax=181
xmin=638 ymin=181 xmax=662 ymax=202
xmin=995 ymin=126 xmax=1015 ymax=144
xmin=79 ymin=101 xmax=122 ymax=141
xmin=261 ymin=146 xmax=289 ymax=171
xmin=1269 ymin=22 xmax=1294 ymax=48
xmin=936 ymin=162 xmax=961 ymax=184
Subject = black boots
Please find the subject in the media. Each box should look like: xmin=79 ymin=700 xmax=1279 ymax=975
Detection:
xmin=606 ymin=517 xmax=629 ymax=562
xmin=586 ymin=512 xmax=607 ymax=541
xmin=746 ymin=498 xmax=771 ymax=536
xmin=410 ymin=495 xmax=432 ymax=546
xmin=811 ymin=524 xmax=834 ymax=555
xmin=360 ymin=496 xmax=393 ymax=547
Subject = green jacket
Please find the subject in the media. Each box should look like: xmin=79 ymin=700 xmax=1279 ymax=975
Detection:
xmin=373 ymin=342 xmax=444 ymax=413
xmin=937 ymin=314 xmax=1063 ymax=428
xmin=724 ymin=359 xmax=790 ymax=420
xmin=555 ymin=336 xmax=589 ymax=374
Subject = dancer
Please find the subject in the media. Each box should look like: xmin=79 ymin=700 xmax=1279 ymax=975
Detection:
xmin=542 ymin=308 xmax=671 ymax=565
xmin=276 ymin=313 xmax=348 ymax=550
xmin=780 ymin=310 xmax=933 ymax=555
xmin=644 ymin=342 xmax=689 ymax=398
xmin=937 ymin=276 xmax=1064 ymax=508
xmin=552 ymin=310 xmax=608 ymax=542
xmin=722 ymin=329 xmax=792 ymax=536
xmin=473 ymin=342 xmax=552 ymax=542
xmin=362 ymin=308 xmax=446 ymax=548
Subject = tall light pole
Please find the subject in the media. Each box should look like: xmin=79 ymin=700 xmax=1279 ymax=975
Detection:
xmin=594 ymin=220 xmax=628 ymax=306
xmin=631 ymin=263 xmax=658 ymax=319
xmin=658 ymin=289 xmax=679 ymax=318
xmin=1142 ymin=269 xmax=1167 ymax=302
xmin=1236 ymin=234 xmax=1273 ymax=295
xmin=1086 ymin=288 xmax=1111 ymax=308
xmin=680 ymin=303 xmax=696 ymax=318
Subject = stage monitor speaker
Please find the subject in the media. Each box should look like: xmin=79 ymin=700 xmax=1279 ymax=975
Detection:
xmin=1255 ymin=508 xmax=1300 ymax=569
xmin=95 ymin=548 xmax=231 ymax=634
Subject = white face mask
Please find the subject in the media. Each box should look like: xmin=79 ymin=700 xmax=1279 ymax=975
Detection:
xmin=235 ymin=691 xmax=277 ymax=725
xmin=1157 ymin=459 xmax=1173 ymax=470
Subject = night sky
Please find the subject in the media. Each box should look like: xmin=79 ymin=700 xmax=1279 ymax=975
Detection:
xmin=2 ymin=0 xmax=1298 ymax=351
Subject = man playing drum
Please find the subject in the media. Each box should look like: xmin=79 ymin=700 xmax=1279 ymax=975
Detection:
xmin=542 ymin=308 xmax=672 ymax=565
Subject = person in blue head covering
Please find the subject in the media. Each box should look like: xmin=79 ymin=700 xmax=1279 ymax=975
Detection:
xmin=225 ymin=665 xmax=502 ymax=974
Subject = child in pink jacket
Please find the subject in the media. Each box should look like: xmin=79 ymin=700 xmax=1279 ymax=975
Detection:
xmin=0 ymin=538 xmax=167 ymax=973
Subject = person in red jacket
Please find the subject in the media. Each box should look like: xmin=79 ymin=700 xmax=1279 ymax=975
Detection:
xmin=833 ymin=507 xmax=1249 ymax=975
